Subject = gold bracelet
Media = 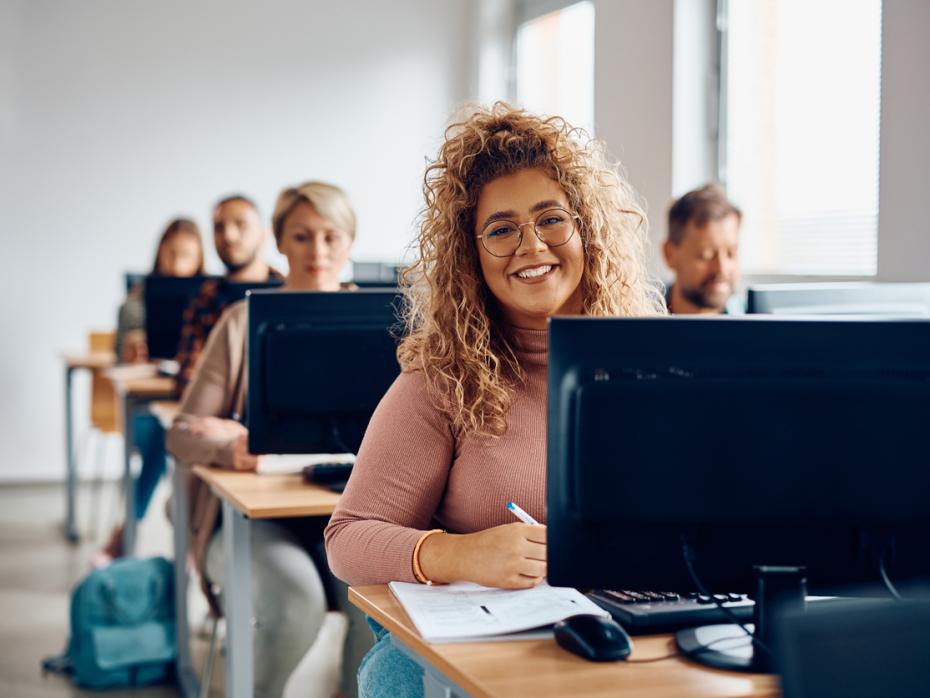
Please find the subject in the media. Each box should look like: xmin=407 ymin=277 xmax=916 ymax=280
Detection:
xmin=412 ymin=528 xmax=444 ymax=585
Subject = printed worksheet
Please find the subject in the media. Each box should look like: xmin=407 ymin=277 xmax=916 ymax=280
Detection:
xmin=388 ymin=581 xmax=608 ymax=643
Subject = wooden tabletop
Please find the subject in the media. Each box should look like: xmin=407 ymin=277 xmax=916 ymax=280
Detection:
xmin=149 ymin=400 xmax=181 ymax=429
xmin=192 ymin=466 xmax=341 ymax=519
xmin=350 ymin=585 xmax=780 ymax=698
xmin=63 ymin=352 xmax=116 ymax=370
xmin=107 ymin=373 xmax=176 ymax=398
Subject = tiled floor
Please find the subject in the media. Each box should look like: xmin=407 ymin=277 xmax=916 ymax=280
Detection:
xmin=0 ymin=480 xmax=215 ymax=698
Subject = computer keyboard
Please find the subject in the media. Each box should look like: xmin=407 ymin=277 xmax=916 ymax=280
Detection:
xmin=588 ymin=589 xmax=754 ymax=635
xmin=302 ymin=462 xmax=353 ymax=492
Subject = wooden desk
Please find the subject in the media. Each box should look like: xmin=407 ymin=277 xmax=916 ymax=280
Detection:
xmin=62 ymin=352 xmax=116 ymax=542
xmin=107 ymin=371 xmax=176 ymax=554
xmin=350 ymin=585 xmax=780 ymax=698
xmin=185 ymin=466 xmax=340 ymax=698
xmin=149 ymin=400 xmax=181 ymax=430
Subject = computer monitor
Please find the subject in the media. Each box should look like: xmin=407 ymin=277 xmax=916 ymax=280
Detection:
xmin=547 ymin=316 xmax=930 ymax=671
xmin=351 ymin=261 xmax=403 ymax=288
xmin=124 ymin=271 xmax=146 ymax=293
xmin=747 ymin=282 xmax=930 ymax=316
xmin=143 ymin=275 xmax=213 ymax=359
xmin=247 ymin=289 xmax=403 ymax=454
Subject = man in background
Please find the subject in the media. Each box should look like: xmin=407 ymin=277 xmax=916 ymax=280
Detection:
xmin=175 ymin=194 xmax=283 ymax=393
xmin=662 ymin=184 xmax=743 ymax=315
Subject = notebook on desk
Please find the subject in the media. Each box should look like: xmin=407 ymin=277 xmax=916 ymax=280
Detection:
xmin=256 ymin=453 xmax=355 ymax=475
xmin=388 ymin=581 xmax=608 ymax=643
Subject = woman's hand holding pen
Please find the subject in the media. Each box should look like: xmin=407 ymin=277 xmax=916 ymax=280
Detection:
xmin=419 ymin=523 xmax=547 ymax=589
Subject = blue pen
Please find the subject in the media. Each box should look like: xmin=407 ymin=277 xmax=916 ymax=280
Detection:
xmin=506 ymin=501 xmax=540 ymax=525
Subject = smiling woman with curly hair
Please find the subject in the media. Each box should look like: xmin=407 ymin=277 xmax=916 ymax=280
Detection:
xmin=325 ymin=103 xmax=664 ymax=697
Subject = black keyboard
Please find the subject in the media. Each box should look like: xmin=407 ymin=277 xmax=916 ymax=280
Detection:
xmin=588 ymin=589 xmax=754 ymax=634
xmin=302 ymin=462 xmax=353 ymax=492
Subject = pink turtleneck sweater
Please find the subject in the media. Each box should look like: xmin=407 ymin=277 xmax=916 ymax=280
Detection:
xmin=324 ymin=327 xmax=548 ymax=586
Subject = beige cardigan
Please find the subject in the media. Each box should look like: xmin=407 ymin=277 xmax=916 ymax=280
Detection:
xmin=166 ymin=300 xmax=249 ymax=610
xmin=166 ymin=285 xmax=356 ymax=607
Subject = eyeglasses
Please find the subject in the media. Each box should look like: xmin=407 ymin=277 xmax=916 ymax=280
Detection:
xmin=476 ymin=207 xmax=579 ymax=258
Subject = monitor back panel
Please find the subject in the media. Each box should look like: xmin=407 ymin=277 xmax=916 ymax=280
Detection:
xmin=247 ymin=290 xmax=403 ymax=454
xmin=547 ymin=317 xmax=930 ymax=592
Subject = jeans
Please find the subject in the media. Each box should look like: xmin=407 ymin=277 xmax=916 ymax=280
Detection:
xmin=358 ymin=618 xmax=424 ymax=698
xmin=133 ymin=413 xmax=166 ymax=519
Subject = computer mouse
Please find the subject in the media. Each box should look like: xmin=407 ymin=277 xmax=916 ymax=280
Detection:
xmin=554 ymin=614 xmax=633 ymax=662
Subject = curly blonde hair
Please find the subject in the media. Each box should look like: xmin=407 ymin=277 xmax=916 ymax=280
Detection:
xmin=398 ymin=103 xmax=665 ymax=437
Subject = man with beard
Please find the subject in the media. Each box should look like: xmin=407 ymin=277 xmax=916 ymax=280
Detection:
xmin=662 ymin=184 xmax=743 ymax=315
xmin=175 ymin=194 xmax=284 ymax=392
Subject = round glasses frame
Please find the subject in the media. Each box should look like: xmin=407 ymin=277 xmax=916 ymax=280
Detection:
xmin=475 ymin=207 xmax=580 ymax=258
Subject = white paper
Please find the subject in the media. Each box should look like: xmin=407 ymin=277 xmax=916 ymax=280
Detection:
xmin=388 ymin=581 xmax=608 ymax=643
xmin=256 ymin=453 xmax=355 ymax=475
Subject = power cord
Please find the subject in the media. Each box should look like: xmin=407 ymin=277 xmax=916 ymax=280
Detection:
xmin=879 ymin=555 xmax=904 ymax=601
xmin=681 ymin=540 xmax=773 ymax=660
xmin=626 ymin=633 xmax=751 ymax=664
xmin=329 ymin=420 xmax=354 ymax=455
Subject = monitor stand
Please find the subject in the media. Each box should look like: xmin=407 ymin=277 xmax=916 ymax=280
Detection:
xmin=675 ymin=565 xmax=806 ymax=673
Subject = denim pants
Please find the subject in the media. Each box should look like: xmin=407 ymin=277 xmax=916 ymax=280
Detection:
xmin=133 ymin=413 xmax=166 ymax=519
xmin=358 ymin=618 xmax=424 ymax=698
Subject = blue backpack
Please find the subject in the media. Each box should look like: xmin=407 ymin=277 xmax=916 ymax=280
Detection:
xmin=44 ymin=556 xmax=177 ymax=689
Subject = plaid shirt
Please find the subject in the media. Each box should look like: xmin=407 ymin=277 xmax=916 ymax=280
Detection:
xmin=174 ymin=269 xmax=284 ymax=395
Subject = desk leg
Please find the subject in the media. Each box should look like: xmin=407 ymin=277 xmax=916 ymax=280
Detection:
xmin=222 ymin=499 xmax=253 ymax=698
xmin=64 ymin=366 xmax=78 ymax=543
xmin=172 ymin=461 xmax=199 ymax=698
xmin=121 ymin=394 xmax=137 ymax=556
xmin=393 ymin=637 xmax=469 ymax=698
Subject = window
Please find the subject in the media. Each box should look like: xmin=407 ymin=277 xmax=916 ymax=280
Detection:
xmin=515 ymin=1 xmax=595 ymax=136
xmin=722 ymin=0 xmax=882 ymax=276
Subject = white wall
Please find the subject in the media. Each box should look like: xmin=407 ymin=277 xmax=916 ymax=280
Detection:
xmin=0 ymin=0 xmax=471 ymax=481
xmin=594 ymin=0 xmax=675 ymax=274
xmin=877 ymin=0 xmax=930 ymax=281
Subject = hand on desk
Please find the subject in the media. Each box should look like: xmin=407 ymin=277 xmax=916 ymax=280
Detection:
xmin=230 ymin=433 xmax=261 ymax=472
xmin=420 ymin=522 xmax=547 ymax=589
xmin=173 ymin=416 xmax=258 ymax=471
xmin=184 ymin=415 xmax=245 ymax=441
xmin=121 ymin=332 xmax=149 ymax=364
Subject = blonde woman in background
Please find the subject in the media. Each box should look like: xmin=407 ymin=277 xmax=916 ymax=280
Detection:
xmin=167 ymin=182 xmax=357 ymax=698
xmin=325 ymin=103 xmax=665 ymax=697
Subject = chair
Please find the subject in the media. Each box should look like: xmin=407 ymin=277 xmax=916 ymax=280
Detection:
xmin=85 ymin=331 xmax=121 ymax=539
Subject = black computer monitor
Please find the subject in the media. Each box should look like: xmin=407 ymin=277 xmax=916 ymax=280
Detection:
xmin=747 ymin=282 xmax=930 ymax=316
xmin=247 ymin=289 xmax=403 ymax=454
xmin=547 ymin=316 xmax=930 ymax=670
xmin=143 ymin=275 xmax=213 ymax=360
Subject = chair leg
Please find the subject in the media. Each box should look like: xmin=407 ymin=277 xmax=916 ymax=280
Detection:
xmin=199 ymin=614 xmax=221 ymax=698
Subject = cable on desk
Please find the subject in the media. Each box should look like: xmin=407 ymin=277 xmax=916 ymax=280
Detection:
xmin=681 ymin=540 xmax=773 ymax=660
xmin=625 ymin=633 xmax=751 ymax=664
xmin=879 ymin=555 xmax=904 ymax=601
xmin=329 ymin=419 xmax=353 ymax=455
